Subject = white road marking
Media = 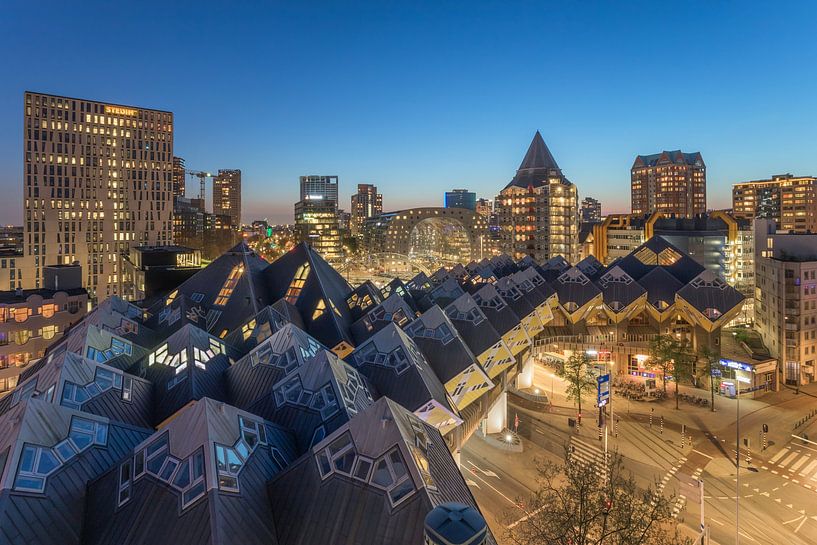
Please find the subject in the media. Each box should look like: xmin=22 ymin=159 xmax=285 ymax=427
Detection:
xmin=770 ymin=448 xmax=791 ymax=464
xmin=780 ymin=452 xmax=799 ymax=467
xmin=692 ymin=449 xmax=712 ymax=459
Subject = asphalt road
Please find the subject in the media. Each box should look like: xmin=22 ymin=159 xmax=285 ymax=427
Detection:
xmin=460 ymin=360 xmax=817 ymax=544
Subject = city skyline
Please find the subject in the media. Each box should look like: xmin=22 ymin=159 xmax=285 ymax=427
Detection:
xmin=2 ymin=2 xmax=817 ymax=225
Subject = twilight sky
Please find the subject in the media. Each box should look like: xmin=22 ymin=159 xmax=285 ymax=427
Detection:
xmin=1 ymin=1 xmax=816 ymax=225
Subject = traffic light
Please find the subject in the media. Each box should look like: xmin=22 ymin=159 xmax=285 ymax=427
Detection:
xmin=763 ymin=424 xmax=769 ymax=433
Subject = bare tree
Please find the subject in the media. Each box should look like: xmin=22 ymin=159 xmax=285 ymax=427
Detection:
xmin=556 ymin=352 xmax=597 ymax=422
xmin=504 ymin=450 xmax=689 ymax=545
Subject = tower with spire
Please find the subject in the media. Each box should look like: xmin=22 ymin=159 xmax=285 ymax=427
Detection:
xmin=495 ymin=132 xmax=580 ymax=263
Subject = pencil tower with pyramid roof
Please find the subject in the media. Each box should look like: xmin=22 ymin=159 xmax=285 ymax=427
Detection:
xmin=495 ymin=132 xmax=580 ymax=263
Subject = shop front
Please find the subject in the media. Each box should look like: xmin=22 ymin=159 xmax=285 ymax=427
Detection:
xmin=718 ymin=357 xmax=777 ymax=398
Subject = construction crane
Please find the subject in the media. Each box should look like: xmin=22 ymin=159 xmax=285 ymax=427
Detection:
xmin=184 ymin=170 xmax=213 ymax=201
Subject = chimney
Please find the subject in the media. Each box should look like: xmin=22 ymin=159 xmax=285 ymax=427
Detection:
xmin=424 ymin=502 xmax=487 ymax=545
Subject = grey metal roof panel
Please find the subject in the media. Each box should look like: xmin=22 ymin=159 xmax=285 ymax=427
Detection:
xmin=404 ymin=305 xmax=481 ymax=385
xmin=638 ymin=266 xmax=684 ymax=310
xmin=428 ymin=278 xmax=466 ymax=310
xmin=262 ymin=242 xmax=355 ymax=352
xmin=348 ymin=324 xmax=452 ymax=414
xmin=443 ymin=294 xmax=502 ymax=357
xmin=615 ymin=237 xmax=704 ymax=284
xmin=676 ymin=270 xmax=745 ymax=317
xmin=494 ymin=276 xmax=536 ymax=319
xmin=225 ymin=323 xmax=331 ymax=411
xmin=267 ymin=398 xmax=494 ymax=545
xmin=550 ymin=267 xmax=602 ymax=309
xmin=350 ymin=293 xmax=416 ymax=345
xmin=595 ymin=266 xmax=647 ymax=311
xmin=472 ymin=284 xmax=521 ymax=336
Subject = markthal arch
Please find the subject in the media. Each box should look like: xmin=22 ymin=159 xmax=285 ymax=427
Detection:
xmin=361 ymin=207 xmax=490 ymax=267
xmin=0 ymin=238 xmax=744 ymax=545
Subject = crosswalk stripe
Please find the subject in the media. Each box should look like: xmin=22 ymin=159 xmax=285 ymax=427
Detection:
xmin=780 ymin=452 xmax=799 ymax=467
xmin=770 ymin=448 xmax=791 ymax=464
xmin=791 ymin=456 xmax=810 ymax=472
xmin=801 ymin=460 xmax=817 ymax=476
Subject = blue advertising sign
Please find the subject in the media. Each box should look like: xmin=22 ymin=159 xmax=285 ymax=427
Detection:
xmin=719 ymin=359 xmax=752 ymax=373
xmin=597 ymin=374 xmax=610 ymax=407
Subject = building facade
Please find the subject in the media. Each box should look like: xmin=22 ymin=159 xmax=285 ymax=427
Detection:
xmin=475 ymin=198 xmax=492 ymax=217
xmin=23 ymin=92 xmax=174 ymax=302
xmin=121 ymin=245 xmax=201 ymax=304
xmin=580 ymin=197 xmax=602 ymax=223
xmin=445 ymin=189 xmax=476 ymax=211
xmin=300 ymin=175 xmax=339 ymax=203
xmin=755 ymin=219 xmax=817 ymax=386
xmin=294 ymin=199 xmax=342 ymax=260
xmin=631 ymin=151 xmax=706 ymax=218
xmin=172 ymin=156 xmax=186 ymax=200
xmin=0 ymin=264 xmax=87 ymax=397
xmin=350 ymin=183 xmax=382 ymax=236
xmin=495 ymin=132 xmax=580 ymax=263
xmin=733 ymin=174 xmax=817 ymax=233
xmin=591 ymin=212 xmax=754 ymax=304
xmin=213 ymin=169 xmax=241 ymax=230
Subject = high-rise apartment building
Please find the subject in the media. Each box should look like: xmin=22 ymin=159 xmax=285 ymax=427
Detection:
xmin=213 ymin=169 xmax=242 ymax=230
xmin=300 ymin=175 xmax=339 ymax=204
xmin=172 ymin=156 xmax=186 ymax=200
xmin=475 ymin=198 xmax=492 ymax=217
xmin=631 ymin=151 xmax=706 ymax=218
xmin=580 ymin=197 xmax=602 ymax=222
xmin=733 ymin=174 xmax=817 ymax=233
xmin=445 ymin=189 xmax=476 ymax=211
xmin=23 ymin=92 xmax=174 ymax=302
xmin=350 ymin=183 xmax=382 ymax=236
xmin=755 ymin=219 xmax=817 ymax=386
xmin=495 ymin=131 xmax=579 ymax=263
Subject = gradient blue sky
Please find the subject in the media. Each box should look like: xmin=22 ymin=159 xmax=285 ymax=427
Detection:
xmin=1 ymin=1 xmax=816 ymax=224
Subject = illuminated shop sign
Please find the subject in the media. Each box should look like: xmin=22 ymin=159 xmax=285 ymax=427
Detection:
xmin=719 ymin=359 xmax=753 ymax=373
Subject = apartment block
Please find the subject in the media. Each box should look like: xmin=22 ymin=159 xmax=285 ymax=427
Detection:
xmin=755 ymin=219 xmax=817 ymax=385
xmin=23 ymin=92 xmax=174 ymax=302
xmin=631 ymin=151 xmax=706 ymax=218
xmin=733 ymin=174 xmax=817 ymax=233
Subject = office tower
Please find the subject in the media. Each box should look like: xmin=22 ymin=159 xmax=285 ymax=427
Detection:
xmin=23 ymin=92 xmax=174 ymax=302
xmin=172 ymin=156 xmax=186 ymax=200
xmin=495 ymin=131 xmax=579 ymax=263
xmin=294 ymin=199 xmax=342 ymax=260
xmin=755 ymin=219 xmax=817 ymax=386
xmin=733 ymin=174 xmax=817 ymax=233
xmin=580 ymin=197 xmax=602 ymax=222
xmin=631 ymin=151 xmax=706 ymax=218
xmin=445 ymin=189 xmax=476 ymax=211
xmin=300 ymin=175 xmax=339 ymax=204
xmin=213 ymin=169 xmax=241 ymax=230
xmin=296 ymin=175 xmax=341 ymax=259
xmin=475 ymin=198 xmax=492 ymax=217
xmin=350 ymin=183 xmax=382 ymax=236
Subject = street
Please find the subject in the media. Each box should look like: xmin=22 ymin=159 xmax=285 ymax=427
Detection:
xmin=461 ymin=360 xmax=817 ymax=544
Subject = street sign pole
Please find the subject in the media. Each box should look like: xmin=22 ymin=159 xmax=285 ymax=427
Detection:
xmin=699 ymin=479 xmax=706 ymax=545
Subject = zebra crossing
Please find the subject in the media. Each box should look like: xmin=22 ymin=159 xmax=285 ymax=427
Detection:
xmin=568 ymin=437 xmax=607 ymax=470
xmin=766 ymin=445 xmax=817 ymax=486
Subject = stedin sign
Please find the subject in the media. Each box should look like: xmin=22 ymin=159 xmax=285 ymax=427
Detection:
xmin=104 ymin=105 xmax=138 ymax=116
